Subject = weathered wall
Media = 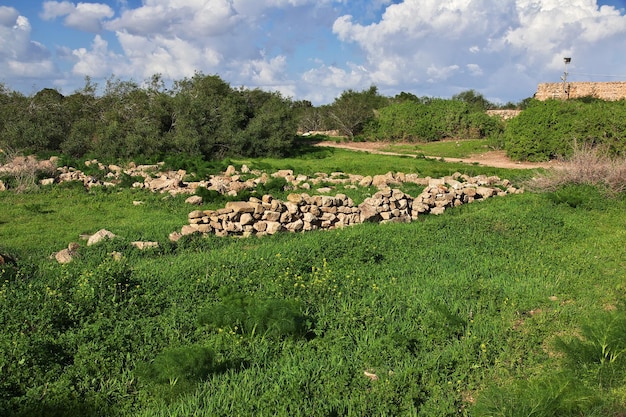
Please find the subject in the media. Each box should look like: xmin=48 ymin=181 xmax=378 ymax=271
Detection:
xmin=486 ymin=110 xmax=522 ymax=119
xmin=535 ymin=81 xmax=626 ymax=101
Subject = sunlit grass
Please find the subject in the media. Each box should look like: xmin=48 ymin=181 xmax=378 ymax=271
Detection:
xmin=381 ymin=138 xmax=491 ymax=158
xmin=1 ymin=149 xmax=625 ymax=416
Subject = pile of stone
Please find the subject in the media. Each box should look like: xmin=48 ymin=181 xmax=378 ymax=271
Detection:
xmin=412 ymin=173 xmax=521 ymax=216
xmin=177 ymin=192 xmax=361 ymax=239
xmin=174 ymin=174 xmax=522 ymax=239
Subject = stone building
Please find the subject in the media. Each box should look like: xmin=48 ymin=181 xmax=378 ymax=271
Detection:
xmin=535 ymin=81 xmax=626 ymax=101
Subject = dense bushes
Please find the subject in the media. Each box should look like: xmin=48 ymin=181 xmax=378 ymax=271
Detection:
xmin=501 ymin=98 xmax=626 ymax=161
xmin=0 ymin=74 xmax=297 ymax=162
xmin=364 ymin=98 xmax=503 ymax=142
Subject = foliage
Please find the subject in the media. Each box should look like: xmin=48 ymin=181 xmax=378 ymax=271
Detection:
xmin=365 ymin=98 xmax=503 ymax=142
xmin=452 ymin=89 xmax=495 ymax=111
xmin=199 ymin=292 xmax=309 ymax=338
xmin=326 ymin=86 xmax=389 ymax=138
xmin=474 ymin=309 xmax=626 ymax=416
xmin=525 ymin=142 xmax=626 ymax=195
xmin=0 ymin=173 xmax=625 ymax=415
xmin=0 ymin=74 xmax=297 ymax=162
xmin=500 ymin=98 xmax=626 ymax=161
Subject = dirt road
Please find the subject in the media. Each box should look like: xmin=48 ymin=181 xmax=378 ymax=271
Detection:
xmin=315 ymin=141 xmax=560 ymax=170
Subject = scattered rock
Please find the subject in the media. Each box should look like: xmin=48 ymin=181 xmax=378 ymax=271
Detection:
xmin=87 ymin=229 xmax=117 ymax=246
xmin=54 ymin=242 xmax=80 ymax=264
xmin=131 ymin=241 xmax=159 ymax=250
xmin=364 ymin=370 xmax=379 ymax=381
xmin=185 ymin=195 xmax=203 ymax=205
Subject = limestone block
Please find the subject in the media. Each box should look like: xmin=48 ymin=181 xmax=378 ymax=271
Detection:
xmin=253 ymin=222 xmax=268 ymax=232
xmin=225 ymin=201 xmax=256 ymax=214
xmin=263 ymin=211 xmax=281 ymax=222
xmin=240 ymin=213 xmax=254 ymax=226
xmin=87 ymin=229 xmax=117 ymax=246
xmin=285 ymin=219 xmax=304 ymax=232
xmin=265 ymin=222 xmax=282 ymax=234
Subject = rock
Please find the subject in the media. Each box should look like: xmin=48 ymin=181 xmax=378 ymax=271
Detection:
xmin=169 ymin=231 xmax=182 ymax=242
xmin=226 ymin=201 xmax=256 ymax=214
xmin=265 ymin=222 xmax=282 ymax=235
xmin=359 ymin=201 xmax=380 ymax=222
xmin=272 ymin=169 xmax=293 ymax=178
xmin=225 ymin=165 xmax=237 ymax=176
xmin=476 ymin=187 xmax=495 ymax=198
xmin=39 ymin=178 xmax=55 ymax=186
xmin=54 ymin=242 xmax=80 ymax=264
xmin=188 ymin=210 xmax=205 ymax=221
xmin=0 ymin=180 xmax=5 ymax=191
xmin=55 ymin=249 xmax=74 ymax=264
xmin=131 ymin=241 xmax=159 ymax=250
xmin=87 ymin=229 xmax=116 ymax=246
xmin=359 ymin=176 xmax=373 ymax=187
xmin=185 ymin=195 xmax=203 ymax=205
xmin=240 ymin=213 xmax=254 ymax=226
xmin=287 ymin=193 xmax=303 ymax=204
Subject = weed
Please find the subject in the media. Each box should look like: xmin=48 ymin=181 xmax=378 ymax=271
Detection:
xmin=527 ymin=143 xmax=626 ymax=196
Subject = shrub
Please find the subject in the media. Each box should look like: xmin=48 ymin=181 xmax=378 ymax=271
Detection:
xmin=526 ymin=143 xmax=626 ymax=195
xmin=199 ymin=292 xmax=309 ymax=338
xmin=365 ymin=99 xmax=503 ymax=142
xmin=502 ymin=99 xmax=626 ymax=161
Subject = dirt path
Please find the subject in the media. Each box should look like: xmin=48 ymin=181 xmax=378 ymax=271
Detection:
xmin=315 ymin=141 xmax=560 ymax=170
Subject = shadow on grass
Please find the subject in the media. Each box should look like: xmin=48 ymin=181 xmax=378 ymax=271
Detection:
xmin=287 ymin=135 xmax=338 ymax=160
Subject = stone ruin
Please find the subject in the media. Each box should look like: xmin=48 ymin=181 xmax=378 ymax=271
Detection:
xmin=173 ymin=173 xmax=521 ymax=240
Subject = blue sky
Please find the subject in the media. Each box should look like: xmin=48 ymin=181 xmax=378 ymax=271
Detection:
xmin=1 ymin=0 xmax=625 ymax=104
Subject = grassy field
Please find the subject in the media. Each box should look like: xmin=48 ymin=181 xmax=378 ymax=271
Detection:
xmin=379 ymin=139 xmax=491 ymax=158
xmin=1 ymin=146 xmax=625 ymax=416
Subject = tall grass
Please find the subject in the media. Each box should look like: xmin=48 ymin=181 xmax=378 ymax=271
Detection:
xmin=527 ymin=143 xmax=626 ymax=195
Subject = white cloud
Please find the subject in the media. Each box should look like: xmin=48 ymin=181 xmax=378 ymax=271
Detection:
xmin=331 ymin=0 xmax=626 ymax=102
xmin=72 ymin=35 xmax=122 ymax=77
xmin=467 ymin=63 xmax=483 ymax=76
xmin=0 ymin=7 xmax=56 ymax=80
xmin=238 ymin=54 xmax=289 ymax=86
xmin=0 ymin=5 xmax=19 ymax=26
xmin=41 ymin=1 xmax=115 ymax=32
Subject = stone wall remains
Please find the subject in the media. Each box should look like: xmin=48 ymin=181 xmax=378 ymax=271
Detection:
xmin=535 ymin=81 xmax=626 ymax=101
xmin=174 ymin=174 xmax=521 ymax=239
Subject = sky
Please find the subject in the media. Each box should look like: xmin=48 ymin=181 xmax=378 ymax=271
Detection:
xmin=1 ymin=0 xmax=626 ymax=105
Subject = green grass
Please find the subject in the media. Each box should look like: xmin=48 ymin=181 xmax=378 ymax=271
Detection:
xmin=381 ymin=139 xmax=491 ymax=158
xmin=1 ymin=149 xmax=625 ymax=417
xmin=235 ymin=140 xmax=537 ymax=181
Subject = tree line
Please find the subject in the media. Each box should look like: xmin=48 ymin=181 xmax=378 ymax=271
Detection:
xmin=6 ymin=72 xmax=580 ymax=163
xmin=0 ymin=74 xmax=297 ymax=162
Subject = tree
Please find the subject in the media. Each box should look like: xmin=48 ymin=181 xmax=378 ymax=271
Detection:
xmin=452 ymin=89 xmax=494 ymax=111
xmin=328 ymin=86 xmax=388 ymax=138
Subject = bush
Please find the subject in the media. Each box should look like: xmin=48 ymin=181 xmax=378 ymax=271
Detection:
xmin=502 ymin=99 xmax=626 ymax=161
xmin=526 ymin=143 xmax=626 ymax=196
xmin=365 ymin=99 xmax=503 ymax=142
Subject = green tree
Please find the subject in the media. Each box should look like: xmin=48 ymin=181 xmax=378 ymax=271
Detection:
xmin=452 ymin=89 xmax=494 ymax=111
xmin=328 ymin=86 xmax=388 ymax=138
